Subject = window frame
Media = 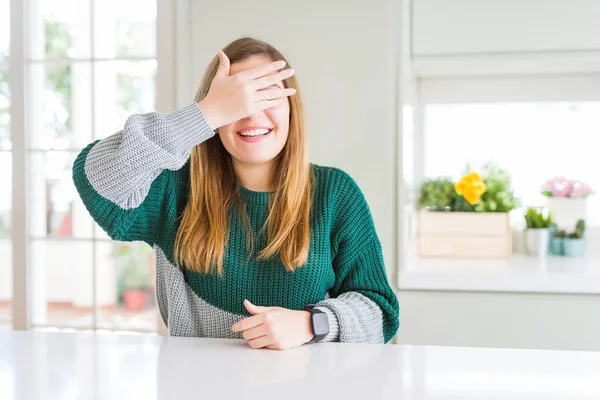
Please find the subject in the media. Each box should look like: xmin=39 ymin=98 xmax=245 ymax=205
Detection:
xmin=10 ymin=0 xmax=174 ymax=332
xmin=398 ymin=73 xmax=600 ymax=277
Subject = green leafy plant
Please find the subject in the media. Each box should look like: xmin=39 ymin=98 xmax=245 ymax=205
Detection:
xmin=419 ymin=163 xmax=518 ymax=213
xmin=112 ymin=243 xmax=152 ymax=295
xmin=452 ymin=193 xmax=476 ymax=212
xmin=474 ymin=163 xmax=519 ymax=213
xmin=524 ymin=207 xmax=553 ymax=229
xmin=567 ymin=219 xmax=586 ymax=239
xmin=418 ymin=178 xmax=455 ymax=211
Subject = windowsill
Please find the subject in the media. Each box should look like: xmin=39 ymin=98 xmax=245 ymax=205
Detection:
xmin=399 ymin=254 xmax=600 ymax=295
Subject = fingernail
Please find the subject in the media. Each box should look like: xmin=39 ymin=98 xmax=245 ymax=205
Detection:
xmin=276 ymin=60 xmax=286 ymax=67
xmin=288 ymin=69 xmax=295 ymax=75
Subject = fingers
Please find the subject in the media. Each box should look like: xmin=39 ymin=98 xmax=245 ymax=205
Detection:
xmin=244 ymin=299 xmax=274 ymax=315
xmin=231 ymin=314 xmax=264 ymax=333
xmin=250 ymin=69 xmax=295 ymax=91
xmin=216 ymin=50 xmax=231 ymax=77
xmin=255 ymin=88 xmax=297 ymax=101
xmin=241 ymin=324 xmax=267 ymax=341
xmin=257 ymin=98 xmax=285 ymax=110
xmin=237 ymin=59 xmax=287 ymax=80
xmin=248 ymin=335 xmax=274 ymax=349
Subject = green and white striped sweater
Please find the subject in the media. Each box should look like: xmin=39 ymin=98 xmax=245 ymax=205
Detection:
xmin=72 ymin=103 xmax=399 ymax=343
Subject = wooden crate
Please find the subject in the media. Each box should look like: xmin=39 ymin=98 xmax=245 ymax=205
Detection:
xmin=418 ymin=212 xmax=512 ymax=258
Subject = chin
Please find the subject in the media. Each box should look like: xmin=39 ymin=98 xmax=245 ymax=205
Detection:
xmin=236 ymin=153 xmax=280 ymax=165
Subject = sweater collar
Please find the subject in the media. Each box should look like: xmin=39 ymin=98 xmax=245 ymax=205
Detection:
xmin=236 ymin=182 xmax=271 ymax=205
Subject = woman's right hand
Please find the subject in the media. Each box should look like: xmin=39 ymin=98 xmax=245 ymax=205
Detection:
xmin=198 ymin=51 xmax=297 ymax=130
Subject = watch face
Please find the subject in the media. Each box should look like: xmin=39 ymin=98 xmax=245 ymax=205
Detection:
xmin=313 ymin=312 xmax=329 ymax=336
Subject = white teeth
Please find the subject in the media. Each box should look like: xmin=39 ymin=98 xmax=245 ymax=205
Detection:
xmin=238 ymin=128 xmax=271 ymax=137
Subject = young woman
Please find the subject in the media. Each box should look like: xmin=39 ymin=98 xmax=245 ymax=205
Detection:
xmin=73 ymin=37 xmax=399 ymax=350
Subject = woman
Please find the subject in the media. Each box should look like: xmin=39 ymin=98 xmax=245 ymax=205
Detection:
xmin=73 ymin=37 xmax=399 ymax=350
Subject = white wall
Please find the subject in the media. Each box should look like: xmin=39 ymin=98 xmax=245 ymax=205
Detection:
xmin=397 ymin=290 xmax=600 ymax=351
xmin=410 ymin=0 xmax=600 ymax=77
xmin=185 ymin=0 xmax=403 ymax=278
xmin=412 ymin=0 xmax=600 ymax=56
xmin=399 ymin=0 xmax=600 ymax=351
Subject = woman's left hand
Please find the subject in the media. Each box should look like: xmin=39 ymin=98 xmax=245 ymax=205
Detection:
xmin=232 ymin=300 xmax=314 ymax=350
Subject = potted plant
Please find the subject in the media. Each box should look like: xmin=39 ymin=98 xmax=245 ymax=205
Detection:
xmin=564 ymin=219 xmax=586 ymax=258
xmin=417 ymin=163 xmax=518 ymax=258
xmin=541 ymin=177 xmax=593 ymax=232
xmin=113 ymin=243 xmax=152 ymax=312
xmin=524 ymin=207 xmax=553 ymax=257
xmin=550 ymin=228 xmax=566 ymax=256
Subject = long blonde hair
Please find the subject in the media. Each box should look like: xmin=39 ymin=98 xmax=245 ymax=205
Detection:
xmin=174 ymin=37 xmax=313 ymax=275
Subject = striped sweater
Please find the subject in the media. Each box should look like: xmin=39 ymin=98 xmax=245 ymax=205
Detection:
xmin=72 ymin=103 xmax=399 ymax=343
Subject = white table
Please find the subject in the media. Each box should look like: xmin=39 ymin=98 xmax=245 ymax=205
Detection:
xmin=1 ymin=331 xmax=600 ymax=400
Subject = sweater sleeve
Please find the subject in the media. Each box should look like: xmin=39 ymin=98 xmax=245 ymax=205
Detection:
xmin=315 ymin=170 xmax=400 ymax=343
xmin=72 ymin=103 xmax=215 ymax=244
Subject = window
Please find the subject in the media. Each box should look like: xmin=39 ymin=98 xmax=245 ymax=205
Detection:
xmin=4 ymin=0 xmax=160 ymax=332
xmin=423 ymin=102 xmax=600 ymax=226
xmin=399 ymin=73 xmax=600 ymax=269
xmin=0 ymin=0 xmax=11 ymax=330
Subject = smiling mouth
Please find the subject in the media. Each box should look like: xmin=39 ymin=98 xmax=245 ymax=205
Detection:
xmin=237 ymin=128 xmax=273 ymax=138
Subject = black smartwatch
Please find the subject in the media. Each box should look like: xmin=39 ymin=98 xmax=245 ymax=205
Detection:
xmin=304 ymin=304 xmax=329 ymax=343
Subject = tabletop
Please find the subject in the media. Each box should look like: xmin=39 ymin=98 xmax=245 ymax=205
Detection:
xmin=1 ymin=331 xmax=600 ymax=400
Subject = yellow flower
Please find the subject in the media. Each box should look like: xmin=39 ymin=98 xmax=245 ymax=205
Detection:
xmin=455 ymin=172 xmax=487 ymax=205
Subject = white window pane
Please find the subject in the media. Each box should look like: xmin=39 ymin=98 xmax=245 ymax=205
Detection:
xmin=0 ymin=68 xmax=9 ymax=150
xmin=31 ymin=0 xmax=91 ymax=59
xmin=30 ymin=239 xmax=94 ymax=329
xmin=93 ymin=0 xmax=156 ymax=58
xmin=0 ymin=0 xmax=9 ymax=64
xmin=95 ymin=241 xmax=158 ymax=332
xmin=0 ymin=152 xmax=10 ymax=235
xmin=0 ymin=151 xmax=11 ymax=329
xmin=94 ymin=60 xmax=156 ymax=139
xmin=29 ymin=63 xmax=93 ymax=150
xmin=424 ymin=102 xmax=600 ymax=226
xmin=29 ymin=151 xmax=95 ymax=238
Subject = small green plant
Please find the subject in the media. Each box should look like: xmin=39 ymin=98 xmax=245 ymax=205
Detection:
xmin=554 ymin=228 xmax=567 ymax=238
xmin=524 ymin=207 xmax=553 ymax=229
xmin=418 ymin=178 xmax=455 ymax=211
xmin=112 ymin=243 xmax=152 ymax=296
xmin=474 ymin=163 xmax=519 ymax=213
xmin=567 ymin=219 xmax=586 ymax=239
xmin=452 ymin=193 xmax=476 ymax=212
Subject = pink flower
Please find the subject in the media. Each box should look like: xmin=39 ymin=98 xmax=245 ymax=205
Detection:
xmin=541 ymin=176 xmax=566 ymax=193
xmin=552 ymin=185 xmax=572 ymax=197
xmin=572 ymin=181 xmax=594 ymax=198
xmin=541 ymin=177 xmax=593 ymax=198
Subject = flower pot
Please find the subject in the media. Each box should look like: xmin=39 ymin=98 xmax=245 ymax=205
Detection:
xmin=549 ymin=237 xmax=564 ymax=256
xmin=547 ymin=197 xmax=587 ymax=232
xmin=418 ymin=212 xmax=512 ymax=258
xmin=525 ymin=228 xmax=550 ymax=257
xmin=563 ymin=239 xmax=586 ymax=258
xmin=123 ymin=290 xmax=148 ymax=312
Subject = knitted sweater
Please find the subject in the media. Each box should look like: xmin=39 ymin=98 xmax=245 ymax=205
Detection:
xmin=72 ymin=103 xmax=399 ymax=343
